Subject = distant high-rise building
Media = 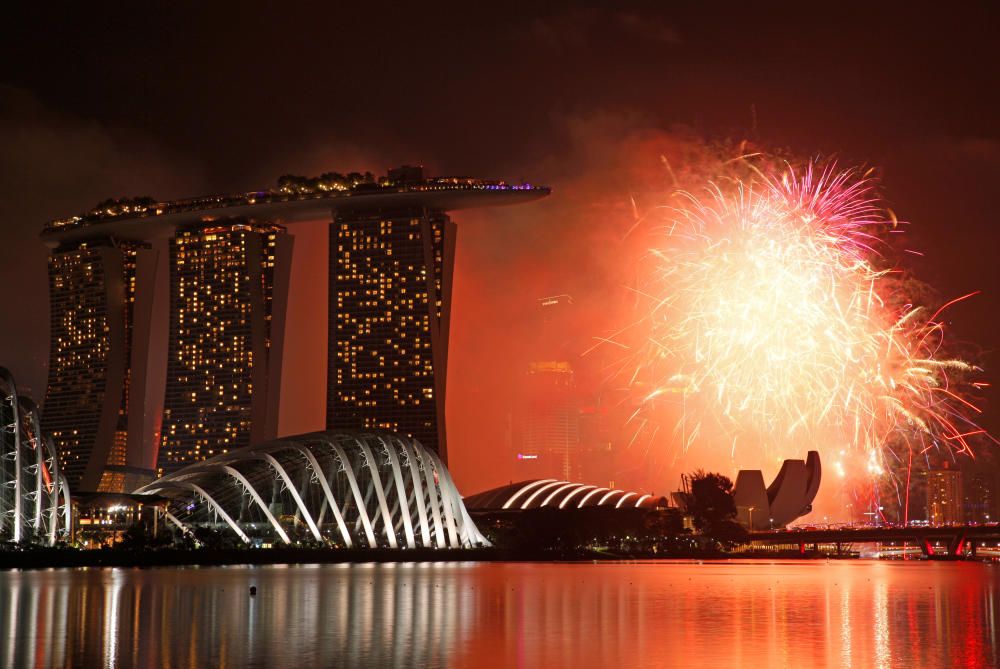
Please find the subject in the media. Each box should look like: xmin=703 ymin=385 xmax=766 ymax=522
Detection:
xmin=158 ymin=219 xmax=293 ymax=475
xmin=327 ymin=206 xmax=455 ymax=460
xmin=513 ymin=295 xmax=581 ymax=481
xmin=927 ymin=467 xmax=963 ymax=525
xmin=963 ymin=470 xmax=997 ymax=523
xmin=520 ymin=361 xmax=579 ymax=480
xmin=578 ymin=402 xmax=615 ymax=488
xmin=43 ymin=238 xmax=158 ymax=491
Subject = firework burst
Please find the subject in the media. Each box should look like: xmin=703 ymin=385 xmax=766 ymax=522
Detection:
xmin=620 ymin=160 xmax=987 ymax=498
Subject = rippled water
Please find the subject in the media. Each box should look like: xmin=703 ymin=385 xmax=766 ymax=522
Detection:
xmin=1 ymin=560 xmax=997 ymax=668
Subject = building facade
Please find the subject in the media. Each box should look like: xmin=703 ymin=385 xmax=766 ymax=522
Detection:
xmin=327 ymin=206 xmax=455 ymax=461
xmin=137 ymin=431 xmax=488 ymax=549
xmin=927 ymin=468 xmax=964 ymax=525
xmin=43 ymin=238 xmax=158 ymax=492
xmin=41 ymin=169 xmax=548 ymax=483
xmin=963 ymin=470 xmax=996 ymax=523
xmin=513 ymin=295 xmax=581 ymax=481
xmin=158 ymin=219 xmax=293 ymax=475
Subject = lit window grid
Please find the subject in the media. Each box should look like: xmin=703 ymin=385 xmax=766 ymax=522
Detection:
xmin=44 ymin=240 xmax=146 ymax=491
xmin=159 ymin=220 xmax=284 ymax=475
xmin=328 ymin=211 xmax=451 ymax=452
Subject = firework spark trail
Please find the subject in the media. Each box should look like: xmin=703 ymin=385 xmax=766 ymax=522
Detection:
xmin=623 ymin=160 xmax=988 ymax=489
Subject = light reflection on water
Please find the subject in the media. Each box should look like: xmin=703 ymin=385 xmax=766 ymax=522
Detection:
xmin=0 ymin=560 xmax=997 ymax=668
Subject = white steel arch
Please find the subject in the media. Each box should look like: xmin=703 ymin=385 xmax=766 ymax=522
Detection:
xmin=146 ymin=479 xmax=251 ymax=544
xmin=615 ymin=492 xmax=638 ymax=509
xmin=559 ymin=485 xmax=596 ymax=509
xmin=541 ymin=482 xmax=582 ymax=508
xmin=502 ymin=479 xmax=557 ymax=509
xmin=260 ymin=452 xmax=322 ymax=541
xmin=378 ymin=436 xmax=416 ymax=548
xmin=325 ymin=438 xmax=379 ymax=547
xmin=357 ymin=439 xmax=398 ymax=548
xmin=398 ymin=439 xmax=432 ymax=546
xmin=634 ymin=494 xmax=652 ymax=508
xmin=598 ymin=490 xmax=625 ymax=506
xmin=290 ymin=442 xmax=353 ymax=547
xmin=0 ymin=369 xmax=70 ymax=546
xmin=577 ymin=487 xmax=610 ymax=508
xmin=133 ymin=431 xmax=488 ymax=550
xmin=521 ymin=481 xmax=568 ymax=509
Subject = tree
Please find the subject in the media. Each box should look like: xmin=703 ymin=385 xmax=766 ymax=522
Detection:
xmin=687 ymin=470 xmax=737 ymax=531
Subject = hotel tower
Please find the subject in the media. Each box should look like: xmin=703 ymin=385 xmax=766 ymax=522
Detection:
xmin=41 ymin=167 xmax=547 ymax=488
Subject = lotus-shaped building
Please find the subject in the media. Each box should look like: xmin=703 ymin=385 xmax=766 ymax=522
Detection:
xmin=733 ymin=451 xmax=822 ymax=530
xmin=135 ymin=431 xmax=489 ymax=548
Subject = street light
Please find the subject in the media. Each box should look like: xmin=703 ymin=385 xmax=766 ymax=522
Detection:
xmin=769 ymin=517 xmax=774 ymax=530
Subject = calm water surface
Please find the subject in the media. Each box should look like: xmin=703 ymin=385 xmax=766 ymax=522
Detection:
xmin=1 ymin=560 xmax=997 ymax=668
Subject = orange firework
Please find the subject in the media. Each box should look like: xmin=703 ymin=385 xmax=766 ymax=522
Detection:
xmin=620 ymin=159 xmax=988 ymax=493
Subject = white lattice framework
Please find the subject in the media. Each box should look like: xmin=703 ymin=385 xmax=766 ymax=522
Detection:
xmin=136 ymin=431 xmax=489 ymax=548
xmin=0 ymin=368 xmax=72 ymax=545
xmin=461 ymin=479 xmax=663 ymax=512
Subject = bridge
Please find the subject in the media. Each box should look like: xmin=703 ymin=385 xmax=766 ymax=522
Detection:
xmin=748 ymin=524 xmax=1000 ymax=558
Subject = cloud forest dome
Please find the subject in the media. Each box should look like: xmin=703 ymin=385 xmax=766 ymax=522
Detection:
xmin=0 ymin=368 xmax=72 ymax=545
xmin=135 ymin=431 xmax=489 ymax=549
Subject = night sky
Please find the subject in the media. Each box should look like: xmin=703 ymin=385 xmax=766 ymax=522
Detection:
xmin=2 ymin=2 xmax=998 ymax=494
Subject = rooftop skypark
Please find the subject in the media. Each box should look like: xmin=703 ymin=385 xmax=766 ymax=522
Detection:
xmin=43 ymin=165 xmax=548 ymax=241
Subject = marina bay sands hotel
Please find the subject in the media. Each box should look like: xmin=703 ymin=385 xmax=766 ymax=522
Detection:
xmin=40 ymin=167 xmax=548 ymax=492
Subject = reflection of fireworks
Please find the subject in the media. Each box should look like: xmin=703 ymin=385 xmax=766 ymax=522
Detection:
xmin=622 ymin=160 xmax=988 ymax=498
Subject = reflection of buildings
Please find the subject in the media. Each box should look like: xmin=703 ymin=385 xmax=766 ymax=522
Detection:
xmin=927 ymin=467 xmax=964 ymax=525
xmin=159 ymin=220 xmax=292 ymax=476
xmin=0 ymin=563 xmax=476 ymax=668
xmin=43 ymin=238 xmax=158 ymax=491
xmin=42 ymin=168 xmax=548 ymax=487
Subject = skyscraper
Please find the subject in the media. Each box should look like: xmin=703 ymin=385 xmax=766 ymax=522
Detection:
xmin=927 ymin=467 xmax=963 ymax=525
xmin=158 ymin=219 xmax=293 ymax=475
xmin=42 ymin=168 xmax=548 ymax=480
xmin=513 ymin=295 xmax=581 ymax=481
xmin=963 ymin=470 xmax=997 ymax=523
xmin=43 ymin=238 xmax=158 ymax=492
xmin=328 ymin=205 xmax=455 ymax=460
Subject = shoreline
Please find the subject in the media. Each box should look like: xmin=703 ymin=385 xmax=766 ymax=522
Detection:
xmin=0 ymin=546 xmax=976 ymax=570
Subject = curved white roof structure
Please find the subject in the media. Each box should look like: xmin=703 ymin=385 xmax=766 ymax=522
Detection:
xmin=0 ymin=368 xmax=72 ymax=545
xmin=135 ymin=431 xmax=489 ymax=549
xmin=464 ymin=480 xmax=667 ymax=512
